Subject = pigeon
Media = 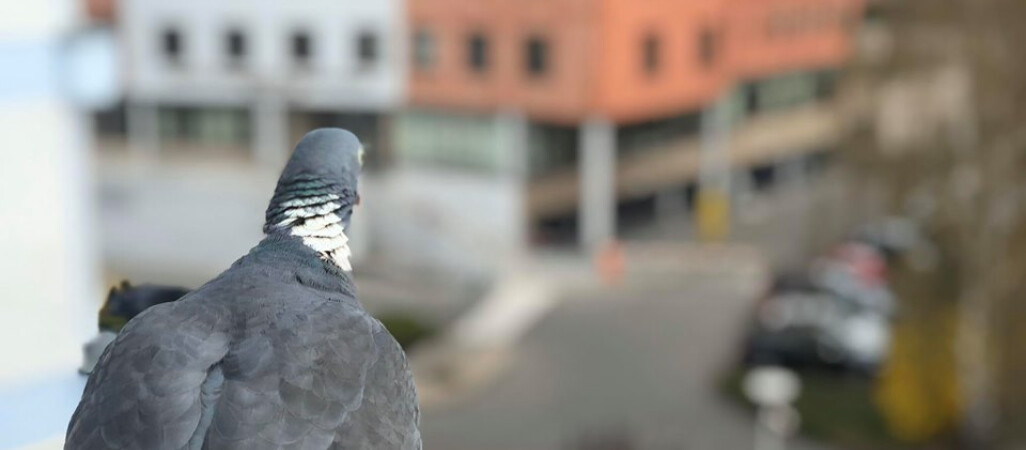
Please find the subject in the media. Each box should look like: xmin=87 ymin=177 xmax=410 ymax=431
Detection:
xmin=79 ymin=281 xmax=191 ymax=374
xmin=66 ymin=129 xmax=421 ymax=449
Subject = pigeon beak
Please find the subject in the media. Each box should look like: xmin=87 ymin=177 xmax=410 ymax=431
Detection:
xmin=356 ymin=194 xmax=361 ymax=206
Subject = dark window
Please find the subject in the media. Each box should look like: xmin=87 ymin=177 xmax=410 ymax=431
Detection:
xmin=528 ymin=123 xmax=577 ymax=176
xmin=162 ymin=28 xmax=182 ymax=63
xmin=525 ymin=36 xmax=549 ymax=76
xmin=412 ymin=29 xmax=436 ymax=70
xmin=744 ymin=83 xmax=759 ymax=113
xmin=94 ymin=102 xmax=127 ymax=137
xmin=815 ymin=70 xmax=838 ymax=99
xmin=159 ymin=107 xmax=251 ymax=148
xmin=292 ymin=31 xmax=312 ymax=65
xmin=226 ymin=29 xmax=246 ymax=62
xmin=643 ymin=34 xmax=660 ymax=74
xmin=357 ymin=32 xmax=378 ymax=65
xmin=467 ymin=33 xmax=489 ymax=72
xmin=618 ymin=110 xmax=702 ymax=153
xmin=698 ymin=29 xmax=718 ymax=67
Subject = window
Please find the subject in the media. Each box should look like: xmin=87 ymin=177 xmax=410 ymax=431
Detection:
xmin=412 ymin=29 xmax=436 ymax=70
xmin=698 ymin=29 xmax=718 ymax=67
xmin=226 ymin=29 xmax=246 ymax=64
xmin=467 ymin=32 xmax=489 ymax=73
xmin=618 ymin=111 xmax=701 ymax=153
xmin=643 ymin=34 xmax=660 ymax=74
xmin=158 ymin=107 xmax=251 ymax=148
xmin=94 ymin=102 xmax=127 ymax=137
xmin=356 ymin=31 xmax=378 ymax=66
xmin=162 ymin=28 xmax=182 ymax=63
xmin=525 ymin=36 xmax=549 ymax=77
xmin=292 ymin=31 xmax=312 ymax=66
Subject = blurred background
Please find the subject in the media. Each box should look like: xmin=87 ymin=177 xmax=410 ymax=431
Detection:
xmin=2 ymin=0 xmax=1025 ymax=448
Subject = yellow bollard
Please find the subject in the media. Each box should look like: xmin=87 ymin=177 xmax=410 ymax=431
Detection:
xmin=697 ymin=188 xmax=731 ymax=242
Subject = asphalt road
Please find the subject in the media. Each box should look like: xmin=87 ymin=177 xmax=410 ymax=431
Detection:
xmin=420 ymin=274 xmax=832 ymax=450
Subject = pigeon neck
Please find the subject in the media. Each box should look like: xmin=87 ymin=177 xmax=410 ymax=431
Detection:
xmin=264 ymin=175 xmax=357 ymax=272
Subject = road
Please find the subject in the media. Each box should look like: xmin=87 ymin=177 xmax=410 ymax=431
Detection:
xmin=420 ymin=272 xmax=831 ymax=450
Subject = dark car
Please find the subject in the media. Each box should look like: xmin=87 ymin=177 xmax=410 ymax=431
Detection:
xmin=742 ymin=270 xmax=891 ymax=374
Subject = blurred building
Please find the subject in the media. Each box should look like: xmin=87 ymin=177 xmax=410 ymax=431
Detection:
xmin=93 ymin=0 xmax=406 ymax=283
xmin=0 ymin=0 xmax=115 ymax=384
xmin=84 ymin=0 xmax=117 ymax=24
xmin=106 ymin=0 xmax=404 ymax=167
xmin=91 ymin=0 xmax=865 ymax=280
xmin=390 ymin=0 xmax=863 ymax=268
xmin=0 ymin=0 xmax=117 ymax=445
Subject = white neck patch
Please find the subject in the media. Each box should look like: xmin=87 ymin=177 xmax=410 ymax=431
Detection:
xmin=277 ymin=198 xmax=353 ymax=272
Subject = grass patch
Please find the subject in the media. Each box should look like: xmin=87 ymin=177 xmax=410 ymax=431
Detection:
xmin=376 ymin=311 xmax=438 ymax=351
xmin=720 ymin=366 xmax=914 ymax=450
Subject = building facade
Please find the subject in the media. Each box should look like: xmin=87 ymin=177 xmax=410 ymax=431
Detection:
xmin=99 ymin=0 xmax=865 ymax=275
xmin=117 ymin=0 xmax=405 ymax=166
xmin=396 ymin=0 xmax=863 ymax=264
xmin=94 ymin=0 xmax=406 ymax=284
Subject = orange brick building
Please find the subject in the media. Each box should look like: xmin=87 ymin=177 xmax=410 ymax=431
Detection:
xmin=406 ymin=0 xmax=860 ymax=123
xmin=388 ymin=0 xmax=864 ymax=260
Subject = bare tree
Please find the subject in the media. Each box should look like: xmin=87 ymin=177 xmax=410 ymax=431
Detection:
xmin=845 ymin=0 xmax=1026 ymax=447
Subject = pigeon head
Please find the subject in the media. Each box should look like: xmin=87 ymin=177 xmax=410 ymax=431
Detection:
xmin=264 ymin=128 xmax=364 ymax=271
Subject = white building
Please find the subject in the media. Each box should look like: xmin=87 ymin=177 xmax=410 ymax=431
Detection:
xmin=117 ymin=0 xmax=405 ymax=166
xmin=94 ymin=0 xmax=406 ymax=285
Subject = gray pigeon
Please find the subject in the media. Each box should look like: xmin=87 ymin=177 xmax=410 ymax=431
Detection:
xmin=66 ymin=129 xmax=421 ymax=449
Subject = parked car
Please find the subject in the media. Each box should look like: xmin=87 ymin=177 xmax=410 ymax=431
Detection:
xmin=742 ymin=220 xmax=929 ymax=375
xmin=743 ymin=270 xmax=892 ymax=375
xmin=811 ymin=242 xmax=896 ymax=316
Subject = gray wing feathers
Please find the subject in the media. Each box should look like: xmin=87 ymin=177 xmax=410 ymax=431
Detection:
xmin=67 ymin=285 xmax=420 ymax=450
xmin=188 ymin=364 xmax=224 ymax=449
xmin=332 ymin=321 xmax=421 ymax=450
xmin=66 ymin=300 xmax=231 ymax=450
xmin=201 ymin=301 xmax=381 ymax=449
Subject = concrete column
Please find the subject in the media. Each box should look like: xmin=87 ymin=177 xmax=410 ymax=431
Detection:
xmin=126 ymin=101 xmax=159 ymax=160
xmin=578 ymin=117 xmax=616 ymax=252
xmin=496 ymin=110 xmax=530 ymax=258
xmin=253 ymin=96 xmax=288 ymax=169
xmin=496 ymin=110 xmax=529 ymax=177
xmin=697 ymin=92 xmax=734 ymax=241
xmin=699 ymin=95 xmax=732 ymax=197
